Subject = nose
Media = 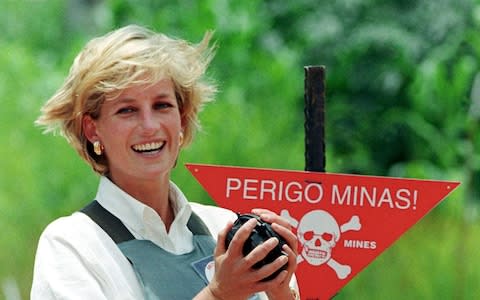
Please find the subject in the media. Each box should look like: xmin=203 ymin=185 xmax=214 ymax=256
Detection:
xmin=139 ymin=110 xmax=159 ymax=134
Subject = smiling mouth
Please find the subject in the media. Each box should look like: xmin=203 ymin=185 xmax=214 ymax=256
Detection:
xmin=132 ymin=141 xmax=165 ymax=153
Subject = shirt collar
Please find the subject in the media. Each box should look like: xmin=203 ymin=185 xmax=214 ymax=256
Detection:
xmin=95 ymin=176 xmax=194 ymax=253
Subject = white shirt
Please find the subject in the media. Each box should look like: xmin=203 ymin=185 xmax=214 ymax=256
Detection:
xmin=31 ymin=176 xmax=297 ymax=299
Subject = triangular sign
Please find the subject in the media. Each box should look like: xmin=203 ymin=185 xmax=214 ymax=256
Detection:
xmin=186 ymin=163 xmax=460 ymax=300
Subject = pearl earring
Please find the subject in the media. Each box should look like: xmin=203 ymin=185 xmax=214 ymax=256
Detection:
xmin=93 ymin=141 xmax=103 ymax=155
xmin=179 ymin=131 xmax=184 ymax=146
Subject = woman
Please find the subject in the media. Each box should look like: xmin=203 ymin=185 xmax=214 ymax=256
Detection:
xmin=31 ymin=24 xmax=299 ymax=299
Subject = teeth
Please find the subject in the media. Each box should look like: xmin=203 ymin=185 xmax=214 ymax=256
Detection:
xmin=133 ymin=142 xmax=164 ymax=152
xmin=306 ymin=247 xmax=327 ymax=259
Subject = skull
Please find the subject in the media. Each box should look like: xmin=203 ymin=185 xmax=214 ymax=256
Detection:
xmin=297 ymin=210 xmax=340 ymax=266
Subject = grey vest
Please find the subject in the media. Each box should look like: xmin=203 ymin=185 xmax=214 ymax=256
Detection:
xmin=81 ymin=200 xmax=215 ymax=299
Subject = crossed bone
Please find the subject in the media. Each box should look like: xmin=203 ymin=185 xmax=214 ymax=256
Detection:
xmin=280 ymin=209 xmax=361 ymax=279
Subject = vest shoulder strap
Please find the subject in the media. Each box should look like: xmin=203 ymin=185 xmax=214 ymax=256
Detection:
xmin=187 ymin=209 xmax=212 ymax=236
xmin=81 ymin=200 xmax=212 ymax=244
xmin=81 ymin=200 xmax=135 ymax=243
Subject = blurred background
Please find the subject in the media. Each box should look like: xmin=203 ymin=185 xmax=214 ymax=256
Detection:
xmin=1 ymin=0 xmax=479 ymax=299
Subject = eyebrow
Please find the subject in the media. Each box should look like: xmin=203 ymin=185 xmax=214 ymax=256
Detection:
xmin=111 ymin=92 xmax=175 ymax=104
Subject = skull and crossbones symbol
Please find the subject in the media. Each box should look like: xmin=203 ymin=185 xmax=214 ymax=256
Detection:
xmin=280 ymin=209 xmax=361 ymax=279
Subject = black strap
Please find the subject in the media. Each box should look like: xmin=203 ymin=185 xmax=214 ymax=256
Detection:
xmin=81 ymin=200 xmax=135 ymax=243
xmin=187 ymin=210 xmax=212 ymax=236
xmin=81 ymin=200 xmax=212 ymax=244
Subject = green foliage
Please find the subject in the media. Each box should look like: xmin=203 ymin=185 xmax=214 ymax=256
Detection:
xmin=1 ymin=0 xmax=479 ymax=299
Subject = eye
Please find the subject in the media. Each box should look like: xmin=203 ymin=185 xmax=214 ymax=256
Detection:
xmin=154 ymin=101 xmax=174 ymax=110
xmin=321 ymin=233 xmax=334 ymax=242
xmin=303 ymin=231 xmax=314 ymax=241
xmin=116 ymin=106 xmax=136 ymax=114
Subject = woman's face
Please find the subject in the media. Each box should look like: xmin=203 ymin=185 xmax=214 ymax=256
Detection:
xmin=84 ymin=79 xmax=183 ymax=186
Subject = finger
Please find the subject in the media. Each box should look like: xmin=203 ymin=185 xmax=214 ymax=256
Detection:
xmin=243 ymin=236 xmax=279 ymax=268
xmin=257 ymin=238 xmax=295 ymax=276
xmin=250 ymin=208 xmax=276 ymax=223
xmin=255 ymin=257 xmax=289 ymax=284
xmin=251 ymin=208 xmax=274 ymax=216
xmin=281 ymin=242 xmax=297 ymax=259
xmin=271 ymin=222 xmax=297 ymax=251
xmin=251 ymin=209 xmax=291 ymax=230
xmin=215 ymin=220 xmax=233 ymax=257
xmin=281 ymin=243 xmax=298 ymax=273
xmin=227 ymin=218 xmax=257 ymax=256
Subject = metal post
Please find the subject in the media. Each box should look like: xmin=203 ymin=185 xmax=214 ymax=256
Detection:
xmin=304 ymin=65 xmax=326 ymax=172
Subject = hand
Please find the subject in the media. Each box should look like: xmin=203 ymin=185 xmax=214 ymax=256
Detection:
xmin=251 ymin=208 xmax=299 ymax=300
xmin=201 ymin=214 xmax=295 ymax=300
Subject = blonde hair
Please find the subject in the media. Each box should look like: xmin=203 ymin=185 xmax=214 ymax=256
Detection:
xmin=36 ymin=24 xmax=216 ymax=174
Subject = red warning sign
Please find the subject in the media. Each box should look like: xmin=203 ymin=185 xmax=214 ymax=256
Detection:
xmin=186 ymin=163 xmax=460 ymax=300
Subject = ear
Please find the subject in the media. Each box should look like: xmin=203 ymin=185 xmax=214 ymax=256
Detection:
xmin=82 ymin=114 xmax=99 ymax=143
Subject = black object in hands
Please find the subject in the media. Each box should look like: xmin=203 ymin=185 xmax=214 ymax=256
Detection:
xmin=225 ymin=213 xmax=288 ymax=281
